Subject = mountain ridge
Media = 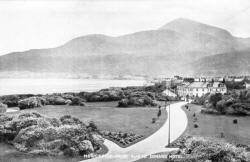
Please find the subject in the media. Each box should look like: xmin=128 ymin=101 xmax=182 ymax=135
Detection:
xmin=0 ymin=18 xmax=250 ymax=77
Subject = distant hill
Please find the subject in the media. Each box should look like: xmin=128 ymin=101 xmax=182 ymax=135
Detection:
xmin=0 ymin=18 xmax=250 ymax=77
xmin=192 ymin=49 xmax=250 ymax=76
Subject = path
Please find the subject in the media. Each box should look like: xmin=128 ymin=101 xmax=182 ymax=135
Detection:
xmin=82 ymin=102 xmax=188 ymax=162
xmin=6 ymin=108 xmax=19 ymax=113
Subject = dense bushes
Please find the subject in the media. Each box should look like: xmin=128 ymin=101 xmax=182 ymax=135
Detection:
xmin=225 ymin=81 xmax=245 ymax=90
xmin=45 ymin=95 xmax=69 ymax=105
xmin=78 ymin=84 xmax=169 ymax=107
xmin=117 ymin=92 xmax=157 ymax=107
xmin=0 ymin=112 xmax=104 ymax=156
xmin=192 ymin=93 xmax=210 ymax=105
xmin=18 ymin=97 xmax=46 ymax=110
xmin=100 ymin=130 xmax=143 ymax=146
xmin=79 ymin=89 xmax=125 ymax=102
xmin=0 ymin=95 xmax=19 ymax=107
xmin=0 ymin=102 xmax=7 ymax=113
xmin=118 ymin=97 xmax=157 ymax=107
xmin=168 ymin=136 xmax=250 ymax=162
xmin=0 ymin=94 xmax=86 ymax=110
xmin=0 ymin=83 xmax=173 ymax=109
xmin=209 ymin=93 xmax=222 ymax=107
xmin=194 ymin=90 xmax=250 ymax=116
xmin=70 ymin=97 xmax=85 ymax=106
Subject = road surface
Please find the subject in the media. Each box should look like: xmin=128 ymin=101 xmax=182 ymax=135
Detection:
xmin=81 ymin=101 xmax=188 ymax=162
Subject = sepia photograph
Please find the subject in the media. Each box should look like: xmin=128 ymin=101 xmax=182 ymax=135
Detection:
xmin=0 ymin=0 xmax=250 ymax=161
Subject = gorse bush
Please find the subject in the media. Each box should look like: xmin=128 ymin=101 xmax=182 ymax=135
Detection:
xmin=168 ymin=136 xmax=250 ymax=162
xmin=0 ymin=112 xmax=104 ymax=157
xmin=0 ymin=95 xmax=19 ymax=107
xmin=18 ymin=97 xmax=46 ymax=110
xmin=194 ymin=90 xmax=250 ymax=115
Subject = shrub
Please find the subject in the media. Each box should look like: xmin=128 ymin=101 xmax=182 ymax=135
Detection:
xmin=18 ymin=97 xmax=45 ymax=110
xmin=209 ymin=93 xmax=222 ymax=107
xmin=169 ymin=136 xmax=250 ymax=162
xmin=70 ymin=97 xmax=85 ymax=106
xmin=118 ymin=99 xmax=129 ymax=107
xmin=231 ymin=103 xmax=249 ymax=115
xmin=192 ymin=93 xmax=210 ymax=105
xmin=118 ymin=96 xmax=157 ymax=107
xmin=0 ymin=102 xmax=7 ymax=113
xmin=60 ymin=115 xmax=85 ymax=126
xmin=61 ymin=94 xmax=74 ymax=100
xmin=225 ymin=81 xmax=245 ymax=90
xmin=0 ymin=95 xmax=19 ymax=107
xmin=0 ymin=112 xmax=104 ymax=157
xmin=201 ymin=109 xmax=220 ymax=115
xmin=194 ymin=124 xmax=199 ymax=128
xmin=87 ymin=121 xmax=98 ymax=132
xmin=45 ymin=95 xmax=67 ymax=105
xmin=215 ymin=100 xmax=227 ymax=114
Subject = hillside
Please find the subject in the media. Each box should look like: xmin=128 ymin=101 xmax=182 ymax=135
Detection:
xmin=192 ymin=49 xmax=250 ymax=76
xmin=0 ymin=18 xmax=250 ymax=77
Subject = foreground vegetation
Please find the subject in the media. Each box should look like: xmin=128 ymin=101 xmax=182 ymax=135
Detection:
xmin=0 ymin=112 xmax=104 ymax=157
xmin=0 ymin=101 xmax=168 ymax=162
xmin=12 ymin=101 xmax=167 ymax=147
xmin=192 ymin=89 xmax=250 ymax=115
xmin=136 ymin=103 xmax=250 ymax=162
xmin=169 ymin=136 xmax=249 ymax=162
xmin=137 ymin=137 xmax=250 ymax=162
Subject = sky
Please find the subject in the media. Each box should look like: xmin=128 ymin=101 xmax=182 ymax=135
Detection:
xmin=0 ymin=0 xmax=250 ymax=55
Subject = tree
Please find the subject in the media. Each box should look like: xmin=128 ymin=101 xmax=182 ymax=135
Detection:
xmin=209 ymin=93 xmax=222 ymax=107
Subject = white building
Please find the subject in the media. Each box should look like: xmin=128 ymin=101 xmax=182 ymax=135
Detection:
xmin=234 ymin=78 xmax=244 ymax=82
xmin=177 ymin=81 xmax=227 ymax=98
xmin=163 ymin=89 xmax=177 ymax=97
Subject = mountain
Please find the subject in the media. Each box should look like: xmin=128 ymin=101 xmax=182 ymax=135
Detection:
xmin=192 ymin=49 xmax=250 ymax=76
xmin=0 ymin=18 xmax=250 ymax=77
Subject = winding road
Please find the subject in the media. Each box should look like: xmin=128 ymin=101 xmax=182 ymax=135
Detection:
xmin=82 ymin=101 xmax=188 ymax=162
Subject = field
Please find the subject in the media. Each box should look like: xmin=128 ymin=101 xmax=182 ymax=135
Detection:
xmin=1 ymin=101 xmax=167 ymax=162
xmin=18 ymin=101 xmax=167 ymax=140
xmin=182 ymin=104 xmax=250 ymax=145
xmin=136 ymin=103 xmax=250 ymax=162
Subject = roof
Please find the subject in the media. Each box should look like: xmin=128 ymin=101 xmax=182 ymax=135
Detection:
xmin=187 ymin=82 xmax=226 ymax=88
xmin=188 ymin=82 xmax=208 ymax=88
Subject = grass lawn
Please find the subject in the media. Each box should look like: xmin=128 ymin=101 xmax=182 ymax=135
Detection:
xmin=12 ymin=101 xmax=168 ymax=146
xmin=2 ymin=101 xmax=168 ymax=162
xmin=181 ymin=104 xmax=250 ymax=145
xmin=136 ymin=103 xmax=250 ymax=162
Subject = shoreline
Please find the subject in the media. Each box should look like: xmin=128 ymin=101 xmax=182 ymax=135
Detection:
xmin=0 ymin=78 xmax=148 ymax=96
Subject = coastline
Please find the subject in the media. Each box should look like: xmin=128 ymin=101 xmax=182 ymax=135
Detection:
xmin=0 ymin=78 xmax=147 ymax=96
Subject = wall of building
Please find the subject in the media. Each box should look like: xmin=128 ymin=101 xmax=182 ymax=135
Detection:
xmin=177 ymin=84 xmax=227 ymax=98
